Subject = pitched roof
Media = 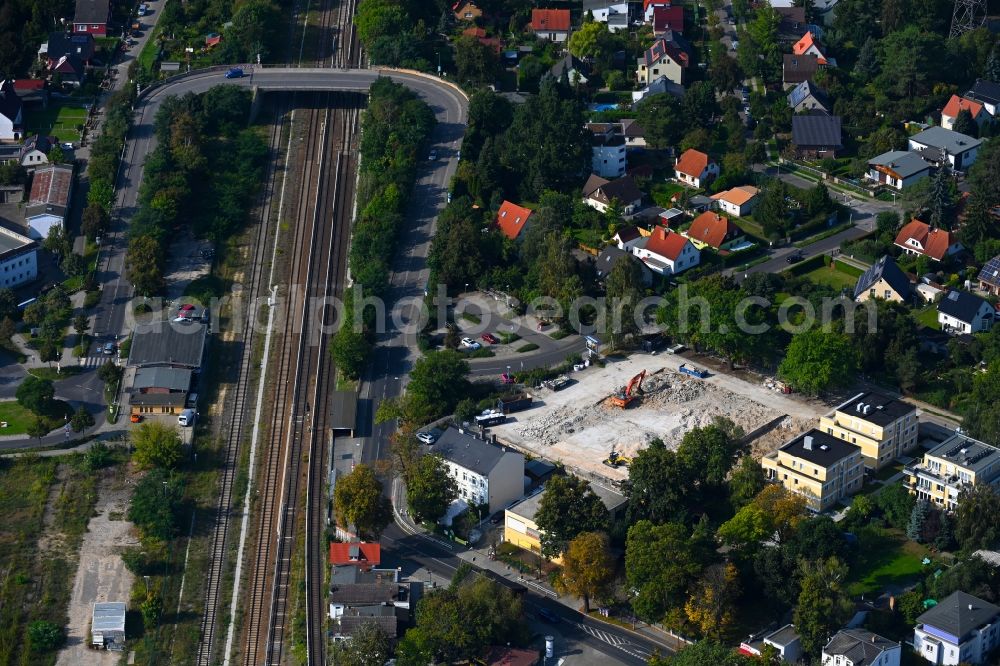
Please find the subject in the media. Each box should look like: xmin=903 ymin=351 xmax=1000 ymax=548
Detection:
xmin=46 ymin=32 xmax=95 ymax=62
xmin=329 ymin=541 xmax=382 ymax=566
xmin=792 ymin=31 xmax=828 ymax=64
xmin=434 ymin=427 xmax=520 ymax=477
xmin=12 ymin=79 xmax=45 ymax=92
xmin=652 ymin=5 xmax=684 ymax=32
xmin=615 ymin=226 xmax=641 ymax=243
xmin=0 ymin=80 xmax=22 ymax=124
xmin=780 ymin=429 xmax=861 ymax=467
xmin=74 ymin=0 xmax=110 ymax=24
xmin=938 ymin=289 xmax=991 ymax=324
xmin=894 ymin=219 xmax=958 ymax=260
xmin=783 ymin=54 xmax=820 ymax=83
xmin=642 ymin=37 xmax=689 ymax=68
xmin=27 ymin=164 xmax=73 ymax=207
xmin=917 ymin=591 xmax=1000 ymax=640
xmin=589 ymin=175 xmax=643 ymax=206
xmin=786 ymin=80 xmax=829 ymax=111
xmin=337 ymin=610 xmax=398 ymax=638
xmin=867 ymin=150 xmax=932 ymax=179
xmin=132 ymin=367 xmax=192 ymax=392
xmin=909 ymin=126 xmax=982 ymax=155
xmin=942 ymin=94 xmax=985 ymax=120
xmin=550 ymin=54 xmax=588 ymax=80
xmin=978 ymin=255 xmax=1000 ymax=288
xmin=643 ymin=227 xmax=690 ymax=261
xmin=775 ymin=6 xmax=806 ymax=30
xmin=711 ymin=185 xmax=759 ymax=207
xmin=582 ymin=173 xmax=609 ymax=197
xmin=967 ymin=78 xmax=1000 ymax=106
xmin=530 ymin=8 xmax=571 ymax=32
xmin=675 ymin=148 xmax=711 ymax=178
xmin=620 ymin=118 xmax=645 ymax=138
xmin=463 ymin=26 xmax=487 ymax=38
xmin=823 ymin=629 xmax=897 ymax=666
xmin=686 ymin=211 xmax=740 ymax=248
xmin=496 ymin=200 xmax=533 ymax=240
xmin=791 ymin=114 xmax=842 ymax=148
xmin=853 ymin=255 xmax=911 ymax=300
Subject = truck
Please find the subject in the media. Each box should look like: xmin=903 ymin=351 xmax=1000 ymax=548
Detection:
xmin=475 ymin=410 xmax=506 ymax=427
xmin=497 ymin=393 xmax=532 ymax=414
xmin=679 ymin=363 xmax=708 ymax=379
xmin=545 ymin=375 xmax=571 ymax=391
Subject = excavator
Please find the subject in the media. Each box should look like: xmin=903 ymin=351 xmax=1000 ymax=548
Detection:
xmin=609 ymin=370 xmax=646 ymax=408
xmin=603 ymin=449 xmax=632 ymax=468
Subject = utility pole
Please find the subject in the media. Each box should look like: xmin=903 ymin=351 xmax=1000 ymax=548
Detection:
xmin=950 ymin=0 xmax=987 ymax=37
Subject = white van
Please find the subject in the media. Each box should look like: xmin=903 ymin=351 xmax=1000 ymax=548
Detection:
xmin=177 ymin=409 xmax=196 ymax=427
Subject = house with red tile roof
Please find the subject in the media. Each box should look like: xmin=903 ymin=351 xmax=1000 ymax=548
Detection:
xmin=894 ymin=219 xmax=963 ymax=261
xmin=940 ymin=95 xmax=991 ymax=131
xmin=685 ymin=211 xmax=745 ymax=250
xmin=792 ymin=32 xmax=833 ymax=66
xmin=329 ymin=541 xmax=381 ymax=568
xmin=643 ymin=0 xmax=673 ymax=21
xmin=496 ymin=201 xmax=534 ymax=240
xmin=710 ymin=186 xmax=760 ymax=218
xmin=652 ymin=5 xmax=684 ymax=33
xmin=674 ymin=149 xmax=718 ymax=188
xmin=453 ymin=0 xmax=483 ymax=21
xmin=529 ymin=9 xmax=571 ymax=42
xmin=636 ymin=35 xmax=690 ymax=86
xmin=631 ymin=227 xmax=699 ymax=275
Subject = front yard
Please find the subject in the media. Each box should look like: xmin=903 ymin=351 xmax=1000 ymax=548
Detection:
xmin=847 ymin=527 xmax=930 ymax=597
xmin=24 ymin=104 xmax=88 ymax=143
xmin=801 ymin=264 xmax=858 ymax=293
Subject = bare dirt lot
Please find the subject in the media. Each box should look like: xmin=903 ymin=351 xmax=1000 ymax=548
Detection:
xmin=491 ymin=354 xmax=828 ymax=481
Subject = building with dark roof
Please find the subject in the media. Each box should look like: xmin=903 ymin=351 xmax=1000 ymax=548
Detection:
xmin=43 ymin=31 xmax=96 ymax=68
xmin=583 ymin=174 xmax=643 ymax=216
xmin=761 ymin=429 xmax=864 ymax=511
xmin=334 ymin=606 xmax=400 ymax=640
xmin=128 ymin=320 xmax=208 ymax=369
xmin=73 ymin=0 xmax=111 ymax=36
xmin=435 ymin=427 xmax=524 ymax=514
xmin=854 ymin=256 xmax=911 ymax=304
xmin=786 ymin=80 xmax=830 ymax=115
xmin=783 ymin=54 xmax=821 ymax=88
xmin=978 ymin=255 xmax=1000 ymax=296
xmin=823 ymin=629 xmax=900 ymax=666
xmin=739 ymin=624 xmax=802 ymax=662
xmin=637 ymin=36 xmax=690 ymax=86
xmin=595 ymin=246 xmax=652 ymax=285
xmin=937 ymin=289 xmax=994 ymax=335
xmin=965 ymin=78 xmax=1000 ymax=116
xmin=128 ymin=366 xmax=193 ymax=415
xmin=0 ymin=80 xmax=23 ymax=142
xmin=819 ymin=392 xmax=918 ymax=470
xmin=914 ymin=590 xmax=1000 ymax=664
xmin=908 ymin=126 xmax=982 ymax=171
xmin=866 ymin=150 xmax=933 ymax=190
xmin=906 ymin=433 xmax=1000 ymax=511
xmin=791 ymin=114 xmax=842 ymax=158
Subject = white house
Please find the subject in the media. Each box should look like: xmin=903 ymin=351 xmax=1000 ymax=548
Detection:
xmin=0 ymin=80 xmax=24 ymax=142
xmin=908 ymin=126 xmax=982 ymax=171
xmin=966 ymin=79 xmax=1000 ymax=117
xmin=19 ymin=135 xmax=53 ymax=169
xmin=914 ymin=591 xmax=1000 ymax=665
xmin=940 ymin=95 xmax=991 ymax=131
xmin=894 ymin=219 xmax=962 ymax=261
xmin=434 ymin=427 xmax=524 ymax=515
xmin=582 ymin=174 xmax=643 ymax=216
xmin=710 ymin=186 xmax=760 ymax=217
xmin=613 ymin=226 xmax=643 ymax=251
xmin=587 ymin=124 xmax=627 ymax=178
xmin=25 ymin=164 xmax=73 ymax=240
xmin=823 ymin=629 xmax=900 ymax=666
xmin=0 ymin=226 xmax=38 ymax=289
xmin=866 ymin=151 xmax=933 ymax=191
xmin=529 ymin=9 xmax=571 ymax=42
xmin=740 ymin=625 xmax=802 ymax=662
xmin=632 ymin=75 xmax=684 ymax=104
xmin=937 ymin=290 xmax=995 ymax=335
xmin=674 ymin=149 xmax=719 ymax=188
xmin=631 ymin=227 xmax=699 ymax=275
xmin=584 ymin=0 xmax=629 ymax=31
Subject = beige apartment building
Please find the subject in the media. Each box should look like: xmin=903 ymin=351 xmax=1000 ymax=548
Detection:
xmin=762 ymin=429 xmax=864 ymax=512
xmin=818 ymin=392 xmax=918 ymax=470
xmin=906 ymin=432 xmax=1000 ymax=510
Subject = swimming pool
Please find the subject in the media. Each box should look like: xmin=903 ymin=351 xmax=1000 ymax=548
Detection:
xmin=588 ymin=103 xmax=618 ymax=111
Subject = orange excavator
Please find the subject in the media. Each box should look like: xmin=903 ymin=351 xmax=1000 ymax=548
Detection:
xmin=610 ymin=370 xmax=646 ymax=408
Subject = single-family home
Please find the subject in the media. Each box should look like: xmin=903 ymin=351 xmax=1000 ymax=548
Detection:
xmin=908 ymin=126 xmax=981 ymax=171
xmin=12 ymin=80 xmax=48 ymax=109
xmin=42 ymin=32 xmax=96 ymax=69
xmin=529 ymin=9 xmax=571 ymax=42
xmin=913 ymin=591 xmax=1000 ymax=664
xmin=18 ymin=135 xmax=54 ymax=169
xmin=496 ymin=200 xmax=533 ymax=241
xmin=783 ymin=54 xmax=821 ymax=89
xmin=0 ymin=226 xmax=38 ymax=289
xmin=631 ymin=75 xmax=684 ymax=104
xmin=710 ymin=185 xmax=760 ymax=218
xmin=582 ymin=174 xmax=643 ymax=215
xmin=452 ymin=0 xmax=483 ymax=21
xmin=549 ymin=54 xmax=589 ymax=85
xmin=0 ymin=80 xmax=23 ymax=142
xmin=435 ymin=427 xmax=524 ymax=514
xmin=822 ymin=629 xmax=900 ymax=666
xmin=941 ymin=95 xmax=991 ymax=131
xmin=636 ymin=36 xmax=690 ymax=86
xmin=792 ymin=31 xmax=832 ymax=65
xmin=866 ymin=150 xmax=933 ymax=190
xmin=791 ymin=114 xmax=842 ymax=158
xmin=584 ymin=0 xmax=629 ymax=31
xmin=643 ymin=0 xmax=673 ymax=22
xmin=588 ymin=124 xmax=627 ymax=177
xmin=52 ymin=53 xmax=86 ymax=86
xmin=685 ymin=211 xmax=745 ymax=251
xmin=25 ymin=163 xmax=73 ymax=239
xmin=328 ymin=565 xmax=408 ymax=638
xmin=674 ymin=148 xmax=718 ymax=188
xmin=761 ymin=429 xmax=864 ymax=512
xmin=620 ymin=118 xmax=646 ymax=149
xmin=740 ymin=625 xmax=803 ymax=663
xmin=613 ymin=225 xmax=643 ymax=250
xmin=596 ymin=246 xmax=653 ymax=285
xmin=965 ymin=78 xmax=1000 ymax=117
xmin=819 ymin=392 xmax=918 ymax=470
xmin=907 ymin=433 xmax=1000 ymax=510
xmin=894 ymin=219 xmax=962 ymax=261
xmin=787 ymin=80 xmax=831 ymax=115
xmin=853 ymin=256 xmax=911 ymax=304
xmin=329 ymin=541 xmax=381 ymax=569
xmin=631 ymin=227 xmax=699 ymax=275
xmin=73 ymin=0 xmax=111 ymax=36
xmin=937 ymin=289 xmax=994 ymax=334
xmin=775 ymin=6 xmax=807 ymax=42
xmin=652 ymin=5 xmax=685 ymax=34
xmin=977 ymin=255 xmax=1000 ymax=296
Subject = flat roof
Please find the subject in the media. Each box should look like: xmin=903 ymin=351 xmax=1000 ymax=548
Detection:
xmin=0 ymin=225 xmax=36 ymax=259
xmin=779 ymin=429 xmax=861 ymax=467
xmin=330 ymin=390 xmax=358 ymax=434
xmin=508 ymin=478 xmax=626 ymax=521
xmin=129 ymin=320 xmax=207 ymax=368
xmin=92 ymin=601 xmax=126 ymax=632
xmin=925 ymin=432 xmax=1000 ymax=475
xmin=833 ymin=391 xmax=915 ymax=426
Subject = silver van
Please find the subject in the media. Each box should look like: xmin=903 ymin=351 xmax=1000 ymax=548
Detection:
xmin=177 ymin=409 xmax=196 ymax=427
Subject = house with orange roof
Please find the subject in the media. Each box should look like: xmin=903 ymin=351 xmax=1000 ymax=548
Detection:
xmin=496 ymin=201 xmax=534 ymax=240
xmin=674 ymin=148 xmax=718 ymax=188
xmin=684 ymin=211 xmax=745 ymax=251
xmin=452 ymin=0 xmax=483 ymax=21
xmin=631 ymin=227 xmax=699 ymax=275
xmin=792 ymin=32 xmax=833 ymax=66
xmin=643 ymin=0 xmax=673 ymax=22
xmin=894 ymin=219 xmax=963 ymax=261
xmin=710 ymin=185 xmax=760 ymax=218
xmin=329 ymin=541 xmax=381 ymax=569
xmin=529 ymin=9 xmax=571 ymax=42
xmin=940 ymin=95 xmax=991 ymax=131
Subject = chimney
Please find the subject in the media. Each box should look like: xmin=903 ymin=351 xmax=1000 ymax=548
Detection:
xmin=804 ymin=435 xmax=813 ymax=450
xmin=970 ymin=604 xmax=975 ymax=611
xmin=871 ymin=635 xmax=877 ymax=643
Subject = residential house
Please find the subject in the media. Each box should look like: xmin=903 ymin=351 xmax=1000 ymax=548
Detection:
xmin=496 ymin=200 xmax=533 ymax=240
xmin=329 ymin=542 xmax=381 ymax=569
xmin=92 ymin=602 xmax=126 ymax=650
xmin=819 ymin=392 xmax=918 ymax=471
xmin=128 ymin=366 xmax=193 ymax=416
xmin=787 ymin=80 xmax=831 ymax=115
xmin=452 ymin=0 xmax=482 ymax=21
xmin=906 ymin=433 xmax=1000 ymax=510
xmin=636 ymin=36 xmax=690 ymax=86
xmin=775 ymin=6 xmax=807 ymax=42
xmin=0 ymin=80 xmax=23 ymax=142
xmin=0 ymin=225 xmax=38 ymax=289
xmin=631 ymin=227 xmax=699 ymax=275
xmin=941 ymin=95 xmax=991 ymax=131
xmin=51 ymin=53 xmax=86 ymax=86
xmin=913 ymin=590 xmax=1000 ymax=664
xmin=549 ymin=54 xmax=589 ymax=85
xmin=435 ymin=427 xmax=524 ymax=514
xmin=977 ymin=255 xmax=1000 ymax=296
xmin=631 ymin=75 xmax=684 ymax=103
xmin=328 ymin=565 xmax=407 ymax=635
xmin=25 ymin=163 xmax=73 ymax=239
xmin=792 ymin=31 xmax=833 ymax=65
xmin=505 ymin=481 xmax=626 ymax=558
xmin=965 ymin=78 xmax=1000 ymax=117
xmin=620 ymin=118 xmax=647 ymax=149
xmin=595 ymin=246 xmax=653 ymax=285
xmin=42 ymin=32 xmax=96 ymax=69
xmin=783 ymin=54 xmax=821 ymax=89
xmin=894 ymin=219 xmax=962 ymax=261
xmin=12 ymin=80 xmax=48 ymax=109
xmin=128 ymin=320 xmax=209 ymax=369
xmin=588 ymin=123 xmax=627 ymax=177
xmin=582 ymin=174 xmax=643 ymax=215
xmin=908 ymin=127 xmax=981 ymax=171
xmin=866 ymin=151 xmax=933 ymax=190
xmin=685 ymin=211 xmax=745 ymax=251
xmin=853 ymin=256 xmax=911 ymax=303
xmin=761 ymin=429 xmax=864 ymax=512
xmin=19 ymin=135 xmax=54 ymax=169
xmin=791 ymin=114 xmax=842 ymax=158
xmin=710 ymin=185 xmax=759 ymax=217
xmin=740 ymin=625 xmax=803 ymax=662
xmin=674 ymin=148 xmax=718 ymax=188
xmin=584 ymin=0 xmax=629 ymax=31
xmin=937 ymin=289 xmax=994 ymax=334
xmin=529 ymin=9 xmax=571 ymax=42
xmin=613 ymin=225 xmax=642 ymax=250
xmin=652 ymin=4 xmax=685 ymax=34
xmin=822 ymin=629 xmax=900 ymax=666
xmin=73 ymin=0 xmax=111 ymax=36
xmin=643 ymin=0 xmax=672 ymax=21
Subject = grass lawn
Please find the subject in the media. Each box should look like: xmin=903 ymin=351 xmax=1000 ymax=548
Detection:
xmin=28 ymin=367 xmax=83 ymax=382
xmin=24 ymin=104 xmax=88 ymax=143
xmin=914 ymin=306 xmax=940 ymax=330
xmin=873 ymin=461 xmax=904 ymax=482
xmin=847 ymin=528 xmax=930 ymax=597
xmin=0 ymin=400 xmax=74 ymax=435
xmin=137 ymin=21 xmax=163 ymax=74
xmin=650 ymin=181 xmax=688 ymax=208
xmin=801 ymin=265 xmax=858 ymax=292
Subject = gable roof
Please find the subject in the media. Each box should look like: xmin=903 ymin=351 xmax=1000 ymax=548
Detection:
xmin=967 ymin=78 xmax=1000 ymax=106
xmin=938 ymin=289 xmax=991 ymax=324
xmin=686 ymin=211 xmax=740 ymax=248
xmin=675 ymin=148 xmax=711 ymax=178
xmin=791 ymin=114 xmax=842 ymax=148
xmin=582 ymin=173 xmax=609 ymax=197
xmin=496 ymin=200 xmax=533 ymax=240
xmin=590 ymin=175 xmax=643 ymax=206
xmin=942 ymin=94 xmax=985 ymax=120
xmin=894 ymin=219 xmax=958 ymax=260
xmin=27 ymin=164 xmax=73 ymax=207
xmin=530 ymin=8 xmax=571 ymax=32
xmin=853 ymin=255 xmax=911 ymax=300
xmin=643 ymin=227 xmax=690 ymax=261
xmin=329 ymin=542 xmax=382 ymax=566
xmin=711 ymin=185 xmax=759 ymax=207
xmin=74 ymin=0 xmax=110 ymax=24
xmin=792 ymin=31 xmax=828 ymax=64
xmin=652 ymin=5 xmax=684 ymax=32
xmin=47 ymin=32 xmax=96 ymax=62
xmin=775 ymin=6 xmax=806 ymax=31
xmin=787 ymin=80 xmax=830 ymax=111
xmin=978 ymin=255 xmax=1000 ymax=288
xmin=867 ymin=150 xmax=933 ymax=180
xmin=823 ymin=629 xmax=897 ymax=666
xmin=642 ymin=36 xmax=690 ymax=68
xmin=783 ymin=54 xmax=820 ymax=83
xmin=434 ymin=427 xmax=519 ymax=477
xmin=132 ymin=367 xmax=192 ymax=392
xmin=550 ymin=53 xmax=588 ymax=80
xmin=615 ymin=226 xmax=641 ymax=243
xmin=917 ymin=591 xmax=1000 ymax=640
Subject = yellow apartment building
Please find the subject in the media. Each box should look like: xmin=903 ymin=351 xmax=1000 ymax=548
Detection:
xmin=762 ymin=429 xmax=864 ymax=512
xmin=906 ymin=432 xmax=1000 ymax=510
xmin=818 ymin=391 xmax=918 ymax=470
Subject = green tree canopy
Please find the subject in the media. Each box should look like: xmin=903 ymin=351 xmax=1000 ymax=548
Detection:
xmin=131 ymin=421 xmax=184 ymax=470
xmin=405 ymin=454 xmax=458 ymax=523
xmin=534 ymin=475 xmax=609 ymax=558
xmin=793 ymin=556 xmax=853 ymax=656
xmin=333 ymin=463 xmax=392 ymax=539
xmin=16 ymin=376 xmax=55 ymax=415
xmin=778 ymin=329 xmax=858 ymax=395
xmin=955 ymin=484 xmax=1000 ymax=552
xmin=129 ymin=468 xmax=184 ymax=540
xmin=626 ymin=520 xmax=711 ymax=623
xmin=556 ymin=531 xmax=615 ymax=613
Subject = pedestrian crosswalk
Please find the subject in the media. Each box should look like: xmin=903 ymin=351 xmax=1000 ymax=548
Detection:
xmin=576 ymin=623 xmax=653 ymax=660
xmin=78 ymin=356 xmax=120 ymax=368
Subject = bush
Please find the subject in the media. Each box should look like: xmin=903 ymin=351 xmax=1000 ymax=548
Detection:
xmin=516 ymin=343 xmax=540 ymax=353
xmin=27 ymin=620 xmax=64 ymax=652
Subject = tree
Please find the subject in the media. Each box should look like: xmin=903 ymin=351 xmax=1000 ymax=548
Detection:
xmin=534 ymin=475 xmax=609 ymax=558
xmin=73 ymin=314 xmax=89 ymax=336
xmin=926 ymin=166 xmax=955 ymax=230
xmin=625 ymin=438 xmax=691 ymax=525
xmin=656 ymin=640 xmax=757 ymax=666
xmin=331 ymin=326 xmax=372 ymax=380
xmin=81 ymin=204 xmax=108 ymax=240
xmin=854 ymin=37 xmax=879 ymax=82
xmin=907 ymin=499 xmax=929 ymax=541
xmin=126 ymin=235 xmax=165 ymax=296
xmin=43 ymin=225 xmax=70 ymax=257
xmin=405 ymin=454 xmax=458 ymax=523
xmin=935 ymin=511 xmax=955 ymax=551
xmin=718 ymin=485 xmax=807 ymax=551
xmin=129 ymin=468 xmax=183 ymax=540
xmin=70 ymin=405 xmax=94 ymax=432
xmin=755 ymin=181 xmax=789 ymax=238
xmin=952 ymin=108 xmax=979 ymax=138
xmin=27 ymin=620 xmax=64 ymax=652
xmin=987 ymin=43 xmax=1000 ymax=82
xmin=804 ymin=182 xmax=833 ymax=217
xmin=454 ymin=36 xmax=498 ymax=87
xmin=729 ymin=456 xmax=766 ymax=510
xmin=556 ymin=531 xmax=614 ymax=613
xmin=329 ymin=619 xmax=392 ymax=666
xmin=97 ymin=360 xmax=123 ymax=385
xmin=684 ymin=563 xmax=741 ymax=639
xmin=567 ymin=21 xmax=616 ymax=64
xmin=141 ymin=591 xmax=162 ymax=629
xmin=626 ymin=520 xmax=708 ymax=622
xmin=875 ymin=482 xmax=916 ymax=530
xmin=778 ymin=329 xmax=858 ymax=395
xmin=131 ymin=421 xmax=184 ymax=470
xmin=955 ymin=484 xmax=1000 ymax=551
xmin=603 ymin=254 xmax=644 ymax=348
xmin=334 ymin=464 xmax=392 ymax=538
xmin=399 ymin=350 xmax=470 ymax=424
xmin=636 ymin=94 xmax=684 ymax=150
xmin=16 ymin=376 xmax=55 ymax=415
xmin=26 ymin=416 xmax=49 ymax=441
xmin=793 ymin=556 xmax=852 ymax=656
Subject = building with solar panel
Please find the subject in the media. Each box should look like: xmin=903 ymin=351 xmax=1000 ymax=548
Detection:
xmin=978 ymin=255 xmax=1000 ymax=296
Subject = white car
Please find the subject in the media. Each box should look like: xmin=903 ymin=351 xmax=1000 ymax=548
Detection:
xmin=461 ymin=337 xmax=481 ymax=350
xmin=666 ymin=343 xmax=686 ymax=354
xmin=416 ymin=429 xmax=440 ymax=445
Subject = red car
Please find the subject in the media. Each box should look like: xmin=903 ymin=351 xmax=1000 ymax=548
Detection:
xmin=481 ymin=333 xmax=499 ymax=344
